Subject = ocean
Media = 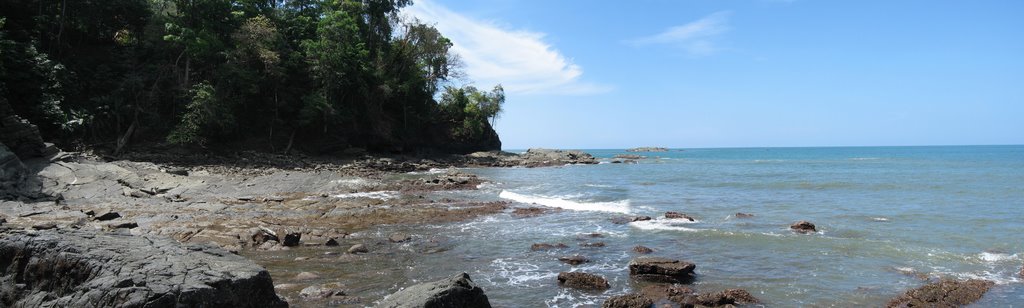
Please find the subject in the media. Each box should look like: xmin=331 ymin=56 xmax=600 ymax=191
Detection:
xmin=383 ymin=145 xmax=1024 ymax=306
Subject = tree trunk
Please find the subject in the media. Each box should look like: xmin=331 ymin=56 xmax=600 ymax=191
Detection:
xmin=114 ymin=112 xmax=138 ymax=156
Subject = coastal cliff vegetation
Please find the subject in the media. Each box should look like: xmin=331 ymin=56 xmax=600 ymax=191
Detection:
xmin=0 ymin=0 xmax=503 ymax=154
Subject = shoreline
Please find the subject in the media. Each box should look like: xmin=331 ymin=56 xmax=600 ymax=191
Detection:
xmin=1 ymin=148 xmax=1011 ymax=307
xmin=0 ymin=148 xmax=597 ymax=306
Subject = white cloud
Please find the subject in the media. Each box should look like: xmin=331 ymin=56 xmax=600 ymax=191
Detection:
xmin=630 ymin=11 xmax=731 ymax=56
xmin=403 ymin=0 xmax=610 ymax=95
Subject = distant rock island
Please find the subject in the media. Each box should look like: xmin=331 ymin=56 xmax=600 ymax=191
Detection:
xmin=626 ymin=147 xmax=670 ymax=152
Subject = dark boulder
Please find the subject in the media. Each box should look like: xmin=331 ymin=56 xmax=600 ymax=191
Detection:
xmin=557 ymin=272 xmax=610 ymax=290
xmin=628 ymin=257 xmax=696 ymax=283
xmin=558 ymin=255 xmax=590 ymax=265
xmin=790 ymin=220 xmax=817 ymax=233
xmin=282 ymin=232 xmax=302 ymax=247
xmin=377 ymin=273 xmax=491 ymax=308
xmin=0 ymin=229 xmax=286 ymax=307
xmin=611 ymin=215 xmax=652 ymax=224
xmin=602 ymin=293 xmax=653 ymax=308
xmin=886 ymin=279 xmax=994 ymax=308
xmin=633 ymin=245 xmax=654 ymax=254
xmin=664 ymin=212 xmax=695 ymax=221
xmin=696 ymin=289 xmax=760 ymax=306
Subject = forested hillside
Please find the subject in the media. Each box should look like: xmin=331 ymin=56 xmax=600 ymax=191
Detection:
xmin=0 ymin=0 xmax=504 ymax=155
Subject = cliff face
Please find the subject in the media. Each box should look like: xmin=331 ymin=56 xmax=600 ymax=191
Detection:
xmin=0 ymin=98 xmax=50 ymax=196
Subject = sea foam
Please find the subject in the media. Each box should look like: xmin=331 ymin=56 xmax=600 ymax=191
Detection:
xmin=498 ymin=190 xmax=631 ymax=214
xmin=332 ymin=191 xmax=397 ymax=200
xmin=629 ymin=219 xmax=702 ymax=232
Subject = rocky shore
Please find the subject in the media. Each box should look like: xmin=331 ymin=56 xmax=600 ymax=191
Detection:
xmin=0 ymin=146 xmax=599 ymax=307
xmin=0 ymin=145 xmax=1004 ymax=307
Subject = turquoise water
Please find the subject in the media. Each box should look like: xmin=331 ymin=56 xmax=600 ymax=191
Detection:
xmin=394 ymin=146 xmax=1024 ymax=306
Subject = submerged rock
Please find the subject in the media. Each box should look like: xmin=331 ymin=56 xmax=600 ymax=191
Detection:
xmin=632 ymin=245 xmax=654 ymax=254
xmin=580 ymin=242 xmax=606 ymax=248
xmin=790 ymin=220 xmax=817 ymax=233
xmin=0 ymin=229 xmax=286 ymax=307
xmin=299 ymin=282 xmax=346 ymax=299
xmin=558 ymin=255 xmax=590 ymax=265
xmin=735 ymin=212 xmax=755 ymax=218
xmin=628 ymin=257 xmax=696 ymax=283
xmin=512 ymin=207 xmax=549 ymax=217
xmin=377 ymin=273 xmax=491 ymax=308
xmin=531 ymin=243 xmax=569 ymax=251
xmin=886 ymin=279 xmax=994 ymax=308
xmin=294 ymin=271 xmax=320 ymax=280
xmin=602 ymin=293 xmax=653 ymax=308
xmin=389 ymin=232 xmax=412 ymax=243
xmin=611 ymin=215 xmax=652 ymax=224
xmin=557 ymin=272 xmax=610 ymax=290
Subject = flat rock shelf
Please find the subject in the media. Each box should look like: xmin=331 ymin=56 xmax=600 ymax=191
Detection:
xmin=0 ymin=229 xmax=286 ymax=308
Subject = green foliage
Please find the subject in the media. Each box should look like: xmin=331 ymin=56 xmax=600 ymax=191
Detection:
xmin=439 ymin=84 xmax=505 ymax=140
xmin=167 ymin=82 xmax=232 ymax=144
xmin=0 ymin=0 xmax=503 ymax=152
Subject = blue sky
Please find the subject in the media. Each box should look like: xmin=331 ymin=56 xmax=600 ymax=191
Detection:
xmin=404 ymin=0 xmax=1024 ymax=149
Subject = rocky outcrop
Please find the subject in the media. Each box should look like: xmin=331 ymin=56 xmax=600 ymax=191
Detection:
xmin=790 ymin=220 xmax=817 ymax=233
xmin=0 ymin=100 xmax=50 ymax=159
xmin=611 ymin=215 xmax=652 ymax=224
xmin=626 ymin=147 xmax=668 ymax=152
xmin=886 ymin=279 xmax=994 ymax=307
xmin=628 ymin=257 xmax=696 ymax=283
xmin=462 ymin=149 xmax=598 ymax=167
xmin=0 ymin=143 xmax=26 ymax=198
xmin=601 ymin=293 xmax=653 ymax=308
xmin=557 ymin=272 xmax=610 ymax=290
xmin=518 ymin=149 xmax=598 ymax=167
xmin=0 ymin=229 xmax=287 ymax=307
xmin=376 ymin=273 xmax=491 ymax=308
xmin=665 ymin=211 xmax=695 ymax=221
xmin=695 ymin=289 xmax=760 ymax=306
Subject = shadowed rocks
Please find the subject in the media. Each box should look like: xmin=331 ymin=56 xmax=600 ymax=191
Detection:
xmin=0 ymin=229 xmax=286 ymax=307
